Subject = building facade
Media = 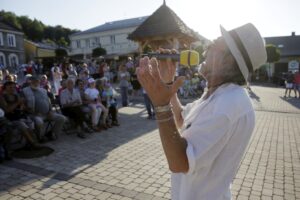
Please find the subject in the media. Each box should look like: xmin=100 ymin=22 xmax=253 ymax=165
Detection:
xmin=69 ymin=16 xmax=148 ymax=60
xmin=0 ymin=20 xmax=25 ymax=71
xmin=264 ymin=32 xmax=300 ymax=77
xmin=24 ymin=39 xmax=57 ymax=62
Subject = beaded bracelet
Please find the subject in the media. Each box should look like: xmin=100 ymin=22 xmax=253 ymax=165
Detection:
xmin=156 ymin=115 xmax=174 ymax=123
xmin=154 ymin=104 xmax=172 ymax=113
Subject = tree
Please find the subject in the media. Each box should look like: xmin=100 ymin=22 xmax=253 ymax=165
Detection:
xmin=0 ymin=10 xmax=21 ymax=29
xmin=1 ymin=10 xmax=79 ymax=46
xmin=27 ymin=19 xmax=45 ymax=41
xmin=92 ymin=47 xmax=107 ymax=58
xmin=265 ymin=44 xmax=280 ymax=81
xmin=194 ymin=45 xmax=205 ymax=63
xmin=266 ymin=44 xmax=280 ymax=63
xmin=44 ymin=38 xmax=56 ymax=45
xmin=57 ymin=37 xmax=68 ymax=47
xmin=18 ymin=15 xmax=33 ymax=38
xmin=44 ymin=26 xmax=56 ymax=41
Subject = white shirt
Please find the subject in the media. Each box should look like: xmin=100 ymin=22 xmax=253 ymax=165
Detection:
xmin=60 ymin=88 xmax=82 ymax=107
xmin=172 ymin=83 xmax=255 ymax=200
xmin=84 ymin=88 xmax=99 ymax=100
xmin=51 ymin=66 xmax=62 ymax=81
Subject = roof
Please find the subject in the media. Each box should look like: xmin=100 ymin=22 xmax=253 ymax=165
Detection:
xmin=71 ymin=16 xmax=148 ymax=37
xmin=264 ymin=33 xmax=300 ymax=57
xmin=25 ymin=39 xmax=57 ymax=50
xmin=128 ymin=3 xmax=199 ymax=42
xmin=0 ymin=20 xmax=23 ymax=33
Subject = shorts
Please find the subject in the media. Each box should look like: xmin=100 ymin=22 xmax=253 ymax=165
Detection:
xmin=286 ymin=83 xmax=293 ymax=89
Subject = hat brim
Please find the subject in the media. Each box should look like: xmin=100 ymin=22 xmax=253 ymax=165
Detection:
xmin=220 ymin=25 xmax=249 ymax=82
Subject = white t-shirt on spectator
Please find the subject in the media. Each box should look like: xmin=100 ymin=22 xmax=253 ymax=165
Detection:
xmin=171 ymin=83 xmax=255 ymax=200
xmin=84 ymin=88 xmax=99 ymax=100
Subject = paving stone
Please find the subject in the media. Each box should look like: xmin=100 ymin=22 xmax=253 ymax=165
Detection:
xmin=134 ymin=193 xmax=154 ymax=200
xmin=96 ymin=191 xmax=112 ymax=199
xmin=106 ymin=186 xmax=123 ymax=194
xmin=78 ymin=187 xmax=93 ymax=195
xmin=120 ymin=189 xmax=138 ymax=198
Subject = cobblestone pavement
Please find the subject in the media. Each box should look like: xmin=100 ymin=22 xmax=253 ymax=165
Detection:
xmin=0 ymin=85 xmax=299 ymax=200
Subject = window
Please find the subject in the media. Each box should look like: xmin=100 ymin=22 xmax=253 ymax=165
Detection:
xmin=93 ymin=37 xmax=101 ymax=47
xmin=8 ymin=53 xmax=18 ymax=67
xmin=0 ymin=32 xmax=3 ymax=46
xmin=7 ymin=34 xmax=16 ymax=47
xmin=85 ymin=39 xmax=90 ymax=48
xmin=76 ymin=40 xmax=81 ymax=48
xmin=110 ymin=35 xmax=115 ymax=44
xmin=0 ymin=52 xmax=5 ymax=67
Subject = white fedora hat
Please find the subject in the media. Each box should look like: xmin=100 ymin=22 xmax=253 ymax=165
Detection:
xmin=220 ymin=23 xmax=267 ymax=82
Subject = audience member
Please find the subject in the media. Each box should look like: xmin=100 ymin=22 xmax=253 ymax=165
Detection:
xmin=0 ymin=81 xmax=37 ymax=147
xmin=22 ymin=76 xmax=66 ymax=142
xmin=51 ymin=64 xmax=62 ymax=95
xmin=293 ymin=70 xmax=300 ymax=98
xmin=118 ymin=64 xmax=130 ymax=107
xmin=60 ymin=79 xmax=93 ymax=138
xmin=284 ymin=71 xmax=295 ymax=98
xmin=100 ymin=78 xmax=119 ymax=126
xmin=142 ymin=88 xmax=155 ymax=120
xmin=85 ymin=78 xmax=108 ymax=131
xmin=40 ymin=74 xmax=49 ymax=89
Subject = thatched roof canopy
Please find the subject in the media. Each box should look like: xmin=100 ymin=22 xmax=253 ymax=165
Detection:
xmin=128 ymin=3 xmax=198 ymax=43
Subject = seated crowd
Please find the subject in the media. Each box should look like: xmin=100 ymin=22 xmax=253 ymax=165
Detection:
xmin=0 ymin=68 xmax=120 ymax=162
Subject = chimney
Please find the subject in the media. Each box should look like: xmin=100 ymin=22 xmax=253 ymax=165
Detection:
xmin=292 ymin=32 xmax=295 ymax=36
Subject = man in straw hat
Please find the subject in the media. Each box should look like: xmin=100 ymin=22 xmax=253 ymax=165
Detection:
xmin=136 ymin=23 xmax=267 ymax=200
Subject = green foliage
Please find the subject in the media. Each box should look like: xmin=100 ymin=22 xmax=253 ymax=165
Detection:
xmin=18 ymin=15 xmax=32 ymax=39
xmin=266 ymin=44 xmax=280 ymax=63
xmin=194 ymin=45 xmax=205 ymax=62
xmin=143 ymin=45 xmax=152 ymax=53
xmin=57 ymin=37 xmax=68 ymax=47
xmin=44 ymin=38 xmax=56 ymax=45
xmin=0 ymin=10 xmax=78 ymax=45
xmin=0 ymin=10 xmax=21 ymax=29
xmin=92 ymin=47 xmax=107 ymax=57
xmin=28 ymin=19 xmax=44 ymax=41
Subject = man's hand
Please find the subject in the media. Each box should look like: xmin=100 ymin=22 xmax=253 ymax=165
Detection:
xmin=157 ymin=48 xmax=178 ymax=84
xmin=136 ymin=56 xmax=184 ymax=107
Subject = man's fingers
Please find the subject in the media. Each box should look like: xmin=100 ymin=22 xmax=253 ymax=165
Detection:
xmin=139 ymin=57 xmax=144 ymax=69
xmin=136 ymin=67 xmax=148 ymax=87
xmin=171 ymin=49 xmax=178 ymax=54
xmin=171 ymin=76 xmax=185 ymax=94
xmin=150 ymin=57 xmax=159 ymax=77
xmin=158 ymin=48 xmax=164 ymax=53
xmin=139 ymin=56 xmax=156 ymax=84
xmin=162 ymin=49 xmax=171 ymax=54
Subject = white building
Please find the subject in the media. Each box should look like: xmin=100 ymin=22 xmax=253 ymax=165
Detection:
xmin=69 ymin=16 xmax=148 ymax=59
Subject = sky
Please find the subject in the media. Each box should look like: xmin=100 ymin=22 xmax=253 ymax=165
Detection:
xmin=0 ymin=0 xmax=299 ymax=40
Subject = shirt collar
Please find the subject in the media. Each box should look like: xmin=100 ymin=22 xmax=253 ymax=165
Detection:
xmin=205 ymin=83 xmax=240 ymax=102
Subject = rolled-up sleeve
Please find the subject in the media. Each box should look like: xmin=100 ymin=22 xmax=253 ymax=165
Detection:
xmin=182 ymin=114 xmax=232 ymax=175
